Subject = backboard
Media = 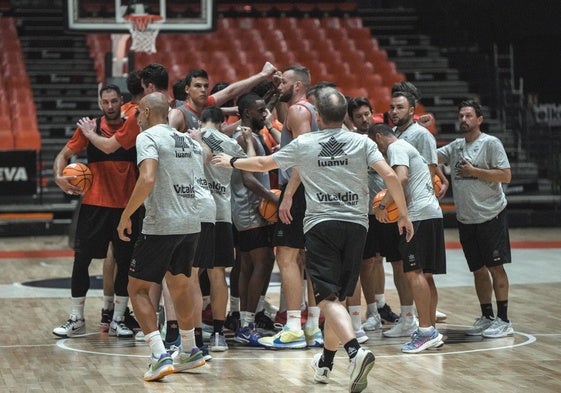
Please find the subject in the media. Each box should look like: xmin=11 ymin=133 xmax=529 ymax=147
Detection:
xmin=65 ymin=0 xmax=214 ymax=32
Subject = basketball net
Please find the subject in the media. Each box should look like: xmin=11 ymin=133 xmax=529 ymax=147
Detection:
xmin=125 ymin=15 xmax=162 ymax=54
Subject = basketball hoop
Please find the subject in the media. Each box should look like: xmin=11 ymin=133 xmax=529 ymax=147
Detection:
xmin=124 ymin=14 xmax=163 ymax=54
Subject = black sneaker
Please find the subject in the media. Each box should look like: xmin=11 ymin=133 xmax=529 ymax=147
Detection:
xmin=224 ymin=311 xmax=241 ymax=332
xmin=254 ymin=310 xmax=278 ymax=332
xmin=378 ymin=303 xmax=399 ymax=324
xmin=124 ymin=307 xmax=141 ymax=334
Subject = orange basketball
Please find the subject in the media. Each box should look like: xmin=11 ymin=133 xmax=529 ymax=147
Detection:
xmin=259 ymin=189 xmax=281 ymax=223
xmin=433 ymin=175 xmax=442 ymax=195
xmin=373 ymin=189 xmax=399 ymax=223
xmin=62 ymin=162 xmax=93 ymax=193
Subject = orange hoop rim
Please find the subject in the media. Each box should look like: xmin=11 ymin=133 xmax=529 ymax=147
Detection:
xmin=124 ymin=14 xmax=163 ymax=31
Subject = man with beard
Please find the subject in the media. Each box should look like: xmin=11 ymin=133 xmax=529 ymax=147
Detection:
xmin=262 ymin=65 xmax=323 ymax=349
xmin=52 ymin=85 xmax=142 ymax=338
xmin=438 ymin=100 xmax=514 ymax=338
xmin=230 ymin=93 xmax=279 ymax=346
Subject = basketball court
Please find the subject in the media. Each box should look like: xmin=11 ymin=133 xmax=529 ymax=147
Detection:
xmin=1 ymin=228 xmax=560 ymax=392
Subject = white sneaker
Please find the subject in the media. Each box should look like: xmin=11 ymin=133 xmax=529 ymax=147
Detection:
xmin=135 ymin=331 xmax=145 ymax=342
xmin=362 ymin=313 xmax=382 ymax=331
xmin=311 ymin=352 xmax=331 ymax=384
xmin=348 ymin=347 xmax=375 ymax=393
xmin=482 ymin=317 xmax=514 ymax=338
xmin=465 ymin=316 xmax=494 ymax=336
xmin=53 ymin=315 xmax=85 ymax=338
xmin=109 ymin=318 xmax=134 ymax=337
xmin=383 ymin=316 xmax=418 ymax=338
xmin=171 ymin=346 xmax=206 ymax=372
xmin=436 ymin=310 xmax=447 ymax=322
xmin=355 ymin=329 xmax=369 ymax=344
xmin=209 ymin=332 xmax=229 ymax=352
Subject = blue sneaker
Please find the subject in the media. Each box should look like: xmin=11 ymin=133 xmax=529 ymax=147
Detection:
xmin=304 ymin=327 xmax=324 ymax=347
xmin=144 ymin=352 xmax=174 ymax=381
xmin=258 ymin=325 xmax=307 ymax=349
xmin=164 ymin=335 xmax=181 ymax=351
xmin=401 ymin=327 xmax=443 ymax=353
xmin=234 ymin=323 xmax=264 ymax=346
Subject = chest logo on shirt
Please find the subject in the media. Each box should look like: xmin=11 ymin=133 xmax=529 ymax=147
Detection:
xmin=203 ymin=134 xmax=224 ymax=153
xmin=171 ymin=133 xmax=202 ymax=158
xmin=317 ymin=136 xmax=348 ymax=166
xmin=174 ymin=184 xmax=195 ymax=198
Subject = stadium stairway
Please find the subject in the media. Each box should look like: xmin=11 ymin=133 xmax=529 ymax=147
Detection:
xmin=1 ymin=3 xmax=98 ymax=235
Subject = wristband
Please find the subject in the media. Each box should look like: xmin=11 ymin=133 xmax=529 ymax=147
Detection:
xmin=230 ymin=157 xmax=240 ymax=168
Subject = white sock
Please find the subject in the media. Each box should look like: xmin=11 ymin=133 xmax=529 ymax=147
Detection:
xmin=304 ymin=306 xmax=320 ymax=330
xmin=180 ymin=328 xmax=195 ymax=350
xmin=240 ymin=311 xmax=255 ymax=327
xmin=366 ymin=302 xmax=379 ymax=317
xmin=256 ymin=295 xmax=265 ymax=313
xmin=202 ymin=296 xmax=211 ymax=309
xmin=145 ymin=330 xmax=166 ymax=357
xmin=401 ymin=305 xmax=415 ymax=318
xmin=71 ymin=297 xmax=86 ymax=319
xmin=375 ymin=294 xmax=386 ymax=308
xmin=103 ymin=296 xmax=114 ymax=311
xmin=301 ymin=280 xmax=307 ymax=308
xmin=230 ymin=296 xmax=240 ymax=313
xmin=286 ymin=310 xmax=301 ymax=331
xmin=113 ymin=296 xmax=128 ymax=321
xmin=348 ymin=306 xmax=362 ymax=331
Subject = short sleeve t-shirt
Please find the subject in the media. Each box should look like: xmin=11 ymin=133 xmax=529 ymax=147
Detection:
xmin=394 ymin=122 xmax=437 ymax=166
xmin=438 ymin=133 xmax=510 ymax=224
xmin=136 ymin=124 xmax=203 ymax=235
xmin=387 ymin=139 xmax=442 ymax=221
xmin=272 ymin=128 xmax=384 ymax=233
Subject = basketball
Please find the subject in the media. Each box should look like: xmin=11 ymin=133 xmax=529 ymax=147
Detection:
xmin=259 ymin=189 xmax=281 ymax=223
xmin=62 ymin=163 xmax=93 ymax=193
xmin=373 ymin=189 xmax=399 ymax=223
xmin=433 ymin=175 xmax=442 ymax=195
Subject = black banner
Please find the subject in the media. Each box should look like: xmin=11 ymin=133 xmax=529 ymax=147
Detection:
xmin=0 ymin=150 xmax=38 ymax=195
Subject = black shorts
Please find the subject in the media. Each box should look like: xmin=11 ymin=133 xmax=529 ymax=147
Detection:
xmin=74 ymin=203 xmax=141 ymax=261
xmin=398 ymin=218 xmax=446 ymax=274
xmin=129 ymin=233 xmax=199 ymax=284
xmin=305 ymin=220 xmax=367 ymax=303
xmin=193 ymin=222 xmax=216 ymax=269
xmin=458 ymin=209 xmax=511 ymax=272
xmin=364 ymin=215 xmax=401 ymax=262
xmin=272 ymin=184 xmax=306 ymax=249
xmin=237 ymin=224 xmax=274 ymax=252
xmin=195 ymin=222 xmax=235 ymax=269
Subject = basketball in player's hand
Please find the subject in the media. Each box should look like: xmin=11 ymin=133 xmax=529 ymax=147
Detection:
xmin=259 ymin=189 xmax=281 ymax=223
xmin=62 ymin=163 xmax=93 ymax=193
xmin=373 ymin=189 xmax=399 ymax=223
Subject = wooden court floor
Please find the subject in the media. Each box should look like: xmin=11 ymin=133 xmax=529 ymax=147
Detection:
xmin=1 ymin=228 xmax=560 ymax=393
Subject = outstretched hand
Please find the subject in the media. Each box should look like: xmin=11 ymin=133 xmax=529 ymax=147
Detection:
xmin=77 ymin=117 xmax=96 ymax=139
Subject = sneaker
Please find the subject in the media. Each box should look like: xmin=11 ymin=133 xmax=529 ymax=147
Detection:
xmin=202 ymin=303 xmax=213 ymax=326
xmin=258 ymin=325 xmax=307 ymax=349
xmin=171 ymin=346 xmax=206 ymax=372
xmin=144 ymin=353 xmax=174 ymax=381
xmin=135 ymin=331 xmax=145 ymax=342
xmin=348 ymin=347 xmax=376 ymax=393
xmin=99 ymin=309 xmax=113 ymax=332
xmin=224 ymin=311 xmax=241 ymax=332
xmin=355 ymin=329 xmax=369 ymax=344
xmin=436 ymin=310 xmax=447 ymax=322
xmin=401 ymin=327 xmax=443 ymax=354
xmin=255 ymin=310 xmax=278 ymax=332
xmin=53 ymin=315 xmax=86 ymax=338
xmin=199 ymin=344 xmax=212 ymax=361
xmin=209 ymin=332 xmax=229 ymax=352
xmin=164 ymin=335 xmax=181 ymax=351
xmin=383 ymin=316 xmax=419 ymax=338
xmin=362 ymin=313 xmax=382 ymax=331
xmin=124 ymin=307 xmax=141 ymax=334
xmin=481 ymin=317 xmax=514 ymax=338
xmin=234 ymin=323 xmax=265 ymax=347
xmin=465 ymin=316 xmax=495 ymax=336
xmin=377 ymin=303 xmax=399 ymax=323
xmin=311 ymin=352 xmax=331 ymax=384
xmin=109 ymin=318 xmax=134 ymax=337
xmin=304 ymin=327 xmax=324 ymax=347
